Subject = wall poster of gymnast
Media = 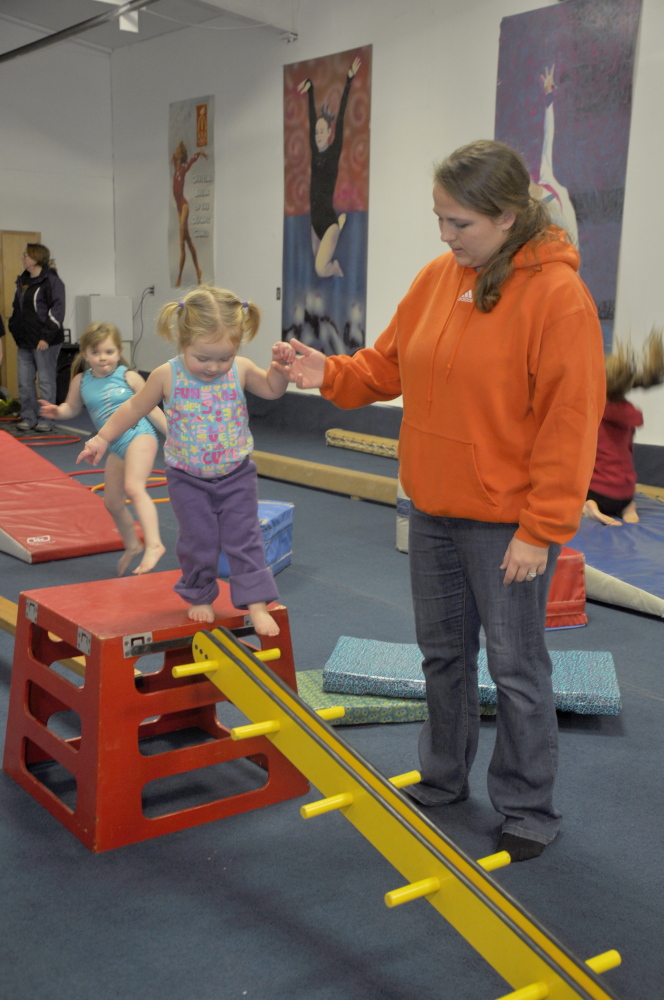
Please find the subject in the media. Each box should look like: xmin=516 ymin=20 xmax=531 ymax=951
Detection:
xmin=168 ymin=95 xmax=215 ymax=288
xmin=282 ymin=45 xmax=372 ymax=355
xmin=494 ymin=0 xmax=642 ymax=351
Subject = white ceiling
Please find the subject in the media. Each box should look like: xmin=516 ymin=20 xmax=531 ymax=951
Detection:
xmin=0 ymin=0 xmax=298 ymax=55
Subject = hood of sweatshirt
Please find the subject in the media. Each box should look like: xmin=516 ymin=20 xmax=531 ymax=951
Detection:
xmin=511 ymin=227 xmax=580 ymax=273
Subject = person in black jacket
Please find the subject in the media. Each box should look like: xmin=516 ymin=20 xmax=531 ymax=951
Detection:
xmin=8 ymin=243 xmax=66 ymax=432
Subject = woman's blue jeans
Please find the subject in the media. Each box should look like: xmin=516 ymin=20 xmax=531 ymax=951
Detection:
xmin=17 ymin=344 xmax=61 ymax=428
xmin=408 ymin=506 xmax=562 ymax=844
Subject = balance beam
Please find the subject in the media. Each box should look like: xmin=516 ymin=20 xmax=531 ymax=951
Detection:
xmin=253 ymin=450 xmax=397 ymax=505
xmin=325 ymin=428 xmax=399 ymax=460
xmin=173 ymin=628 xmax=621 ymax=1000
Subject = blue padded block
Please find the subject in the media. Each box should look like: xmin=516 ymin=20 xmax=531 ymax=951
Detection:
xmin=323 ymin=637 xmax=621 ymax=715
xmin=219 ymin=500 xmax=293 ymax=578
xmin=568 ymin=493 xmax=664 ymax=599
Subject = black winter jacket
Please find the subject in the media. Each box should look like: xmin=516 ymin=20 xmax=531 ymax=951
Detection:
xmin=8 ymin=266 xmax=66 ymax=350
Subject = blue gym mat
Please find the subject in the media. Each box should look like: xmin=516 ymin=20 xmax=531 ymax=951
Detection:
xmin=323 ymin=637 xmax=621 ymax=715
xmin=568 ymin=493 xmax=664 ymax=616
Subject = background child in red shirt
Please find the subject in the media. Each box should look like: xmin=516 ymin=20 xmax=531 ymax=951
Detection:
xmin=584 ymin=329 xmax=663 ymax=525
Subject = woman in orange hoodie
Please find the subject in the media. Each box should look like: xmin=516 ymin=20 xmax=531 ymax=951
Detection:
xmin=281 ymin=140 xmax=605 ymax=862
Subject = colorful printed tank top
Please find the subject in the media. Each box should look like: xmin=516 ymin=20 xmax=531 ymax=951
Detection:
xmin=164 ymin=356 xmax=253 ymax=478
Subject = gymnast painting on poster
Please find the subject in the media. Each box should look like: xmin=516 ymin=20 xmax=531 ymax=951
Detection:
xmin=297 ymin=56 xmax=361 ymax=279
xmin=172 ymin=140 xmax=207 ymax=287
xmin=529 ymin=64 xmax=579 ymax=248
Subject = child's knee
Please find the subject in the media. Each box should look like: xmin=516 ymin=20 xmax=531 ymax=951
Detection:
xmin=124 ymin=478 xmax=146 ymax=503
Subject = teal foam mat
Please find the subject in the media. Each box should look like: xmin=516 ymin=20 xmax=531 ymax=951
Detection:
xmin=322 ymin=637 xmax=621 ymax=715
xmin=296 ymin=670 xmax=498 ymax=725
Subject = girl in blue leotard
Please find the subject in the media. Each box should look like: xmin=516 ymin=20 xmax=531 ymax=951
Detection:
xmin=40 ymin=322 xmax=167 ymax=576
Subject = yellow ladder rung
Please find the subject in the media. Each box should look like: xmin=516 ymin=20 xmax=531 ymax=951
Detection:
xmin=231 ymin=719 xmax=280 ymax=740
xmin=586 ymin=950 xmax=621 ymax=973
xmin=388 ymin=770 xmax=421 ymax=788
xmin=315 ymin=706 xmax=346 ymax=721
xmin=173 ymin=660 xmax=221 ymax=678
xmin=172 ymin=646 xmax=280 ymax=679
xmin=494 ymin=983 xmax=548 ymax=1000
xmin=300 ymin=792 xmax=354 ymax=819
xmin=385 ymin=876 xmax=442 ymax=908
xmin=477 ymin=851 xmax=511 ymax=872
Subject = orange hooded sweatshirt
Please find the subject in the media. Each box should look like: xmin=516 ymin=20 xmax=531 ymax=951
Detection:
xmin=320 ymin=229 xmax=606 ymax=548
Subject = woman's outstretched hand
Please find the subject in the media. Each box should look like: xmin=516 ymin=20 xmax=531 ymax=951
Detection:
xmin=288 ymin=339 xmax=327 ymax=389
xmin=348 ymin=57 xmax=361 ymax=79
xmin=297 ymin=78 xmax=312 ymax=94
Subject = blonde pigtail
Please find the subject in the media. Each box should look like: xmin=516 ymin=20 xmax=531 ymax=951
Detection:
xmin=156 ymin=301 xmax=182 ymax=343
xmin=240 ymin=300 xmax=261 ymax=343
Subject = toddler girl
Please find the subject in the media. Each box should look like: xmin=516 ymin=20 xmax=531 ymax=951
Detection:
xmin=41 ymin=322 xmax=166 ymax=575
xmin=77 ymin=286 xmax=295 ymax=636
xmin=584 ymin=329 xmax=663 ymax=525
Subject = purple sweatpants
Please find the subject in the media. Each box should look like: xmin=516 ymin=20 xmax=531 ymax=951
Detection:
xmin=166 ymin=458 xmax=279 ymax=611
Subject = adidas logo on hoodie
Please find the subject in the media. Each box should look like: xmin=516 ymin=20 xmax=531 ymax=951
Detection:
xmin=458 ymin=290 xmax=473 ymax=303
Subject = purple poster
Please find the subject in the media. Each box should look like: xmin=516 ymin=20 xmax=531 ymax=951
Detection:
xmin=495 ymin=0 xmax=642 ymax=349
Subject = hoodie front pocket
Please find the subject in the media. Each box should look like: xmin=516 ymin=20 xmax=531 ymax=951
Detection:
xmin=402 ymin=428 xmax=501 ymax=518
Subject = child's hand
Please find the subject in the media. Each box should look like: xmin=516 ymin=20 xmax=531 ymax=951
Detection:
xmin=39 ymin=401 xmax=59 ymax=419
xmin=272 ymin=341 xmax=296 ymax=364
xmin=271 ymin=341 xmax=296 ymax=374
xmin=77 ymin=435 xmax=108 ymax=466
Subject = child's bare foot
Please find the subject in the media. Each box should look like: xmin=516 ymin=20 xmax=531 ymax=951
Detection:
xmin=582 ymin=499 xmax=621 ymax=526
xmin=248 ymin=602 xmax=280 ymax=636
xmin=133 ymin=542 xmax=166 ymax=575
xmin=117 ymin=543 xmax=143 ymax=576
xmin=622 ymin=500 xmax=639 ymax=523
xmin=188 ymin=604 xmax=215 ymax=623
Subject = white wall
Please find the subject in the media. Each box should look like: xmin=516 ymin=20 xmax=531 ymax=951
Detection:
xmin=109 ymin=0 xmax=550 ymax=370
xmin=0 ymin=22 xmax=116 ymax=334
xmin=3 ymin=1 xmax=663 ymax=442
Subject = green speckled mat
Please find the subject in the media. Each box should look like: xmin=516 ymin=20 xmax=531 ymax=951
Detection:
xmin=296 ymin=669 xmax=495 ymax=725
xmin=321 ymin=638 xmax=621 ymax=716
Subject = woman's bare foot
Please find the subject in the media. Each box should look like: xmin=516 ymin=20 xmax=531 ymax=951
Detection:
xmin=330 ymin=259 xmax=344 ymax=278
xmin=117 ymin=543 xmax=144 ymax=576
xmin=582 ymin=499 xmax=621 ymax=526
xmin=248 ymin=602 xmax=280 ymax=636
xmin=133 ymin=542 xmax=166 ymax=575
xmin=188 ymin=604 xmax=215 ymax=623
xmin=338 ymin=213 xmax=347 ymax=231
xmin=622 ymin=500 xmax=639 ymax=523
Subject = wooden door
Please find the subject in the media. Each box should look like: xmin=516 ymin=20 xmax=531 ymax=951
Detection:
xmin=0 ymin=230 xmax=41 ymax=397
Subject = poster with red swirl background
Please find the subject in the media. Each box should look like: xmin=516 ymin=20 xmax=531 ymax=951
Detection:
xmin=282 ymin=46 xmax=372 ymax=354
